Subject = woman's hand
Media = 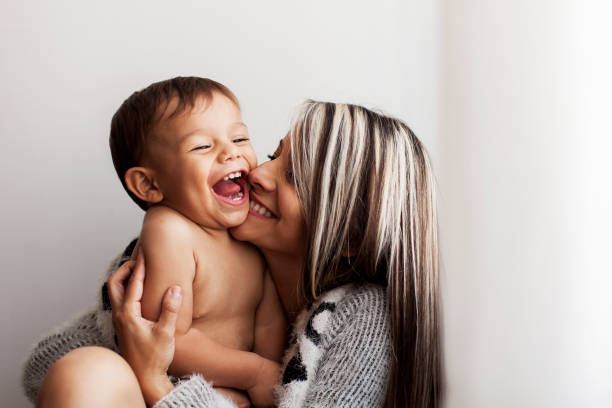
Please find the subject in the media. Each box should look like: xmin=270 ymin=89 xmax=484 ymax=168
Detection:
xmin=107 ymin=248 xmax=183 ymax=405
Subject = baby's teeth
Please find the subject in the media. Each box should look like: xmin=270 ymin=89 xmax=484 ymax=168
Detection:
xmin=225 ymin=172 xmax=243 ymax=180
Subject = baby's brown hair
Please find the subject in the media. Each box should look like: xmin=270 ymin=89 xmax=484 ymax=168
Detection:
xmin=109 ymin=76 xmax=239 ymax=210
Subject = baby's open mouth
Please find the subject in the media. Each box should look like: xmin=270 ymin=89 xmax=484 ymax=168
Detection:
xmin=212 ymin=171 xmax=248 ymax=203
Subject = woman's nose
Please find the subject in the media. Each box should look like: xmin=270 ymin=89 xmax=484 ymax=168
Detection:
xmin=248 ymin=161 xmax=275 ymax=193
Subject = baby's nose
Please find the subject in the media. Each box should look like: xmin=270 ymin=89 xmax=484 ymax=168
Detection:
xmin=219 ymin=144 xmax=240 ymax=162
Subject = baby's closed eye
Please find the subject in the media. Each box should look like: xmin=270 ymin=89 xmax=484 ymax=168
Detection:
xmin=191 ymin=145 xmax=211 ymax=151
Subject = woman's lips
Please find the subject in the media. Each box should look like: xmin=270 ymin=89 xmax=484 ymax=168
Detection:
xmin=249 ymin=195 xmax=276 ymax=219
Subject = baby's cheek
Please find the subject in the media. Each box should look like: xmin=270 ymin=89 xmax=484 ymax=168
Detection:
xmin=244 ymin=147 xmax=258 ymax=169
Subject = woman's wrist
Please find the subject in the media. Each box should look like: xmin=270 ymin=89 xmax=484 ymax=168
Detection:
xmin=140 ymin=374 xmax=174 ymax=407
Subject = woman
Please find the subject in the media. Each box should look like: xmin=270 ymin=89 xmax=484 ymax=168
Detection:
xmin=24 ymin=101 xmax=441 ymax=407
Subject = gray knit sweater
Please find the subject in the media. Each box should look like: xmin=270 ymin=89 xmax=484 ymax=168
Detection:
xmin=22 ymin=283 xmax=391 ymax=407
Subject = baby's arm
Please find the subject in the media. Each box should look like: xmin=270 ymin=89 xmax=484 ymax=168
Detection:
xmin=139 ymin=207 xmax=196 ymax=341
xmin=253 ymin=271 xmax=288 ymax=362
xmin=172 ymin=330 xmax=280 ymax=398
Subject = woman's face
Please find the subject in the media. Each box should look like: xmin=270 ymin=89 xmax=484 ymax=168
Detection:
xmin=230 ymin=136 xmax=306 ymax=256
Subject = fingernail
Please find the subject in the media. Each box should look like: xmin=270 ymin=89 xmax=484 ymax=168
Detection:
xmin=171 ymin=286 xmax=181 ymax=297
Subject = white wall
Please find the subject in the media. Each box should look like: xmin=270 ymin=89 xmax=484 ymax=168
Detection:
xmin=439 ymin=1 xmax=612 ymax=406
xmin=0 ymin=1 xmax=439 ymax=406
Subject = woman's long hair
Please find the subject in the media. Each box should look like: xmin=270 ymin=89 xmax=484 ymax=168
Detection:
xmin=288 ymin=101 xmax=441 ymax=408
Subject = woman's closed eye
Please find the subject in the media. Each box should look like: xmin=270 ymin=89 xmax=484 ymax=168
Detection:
xmin=285 ymin=169 xmax=294 ymax=184
xmin=233 ymin=137 xmax=250 ymax=143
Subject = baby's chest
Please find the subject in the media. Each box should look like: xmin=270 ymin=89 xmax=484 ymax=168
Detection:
xmin=191 ymin=254 xmax=263 ymax=319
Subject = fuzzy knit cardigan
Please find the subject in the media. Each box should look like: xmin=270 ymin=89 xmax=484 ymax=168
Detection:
xmin=22 ymin=253 xmax=392 ymax=407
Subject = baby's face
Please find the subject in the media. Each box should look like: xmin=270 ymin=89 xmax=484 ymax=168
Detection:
xmin=146 ymin=92 xmax=257 ymax=229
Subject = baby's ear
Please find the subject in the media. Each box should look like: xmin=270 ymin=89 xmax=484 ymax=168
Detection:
xmin=124 ymin=167 xmax=163 ymax=204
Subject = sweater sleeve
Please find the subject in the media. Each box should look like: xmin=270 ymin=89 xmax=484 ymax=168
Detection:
xmin=21 ymin=308 xmax=112 ymax=403
xmin=300 ymin=285 xmax=392 ymax=407
xmin=21 ymin=249 xmax=127 ymax=404
xmin=22 ymin=310 xmax=236 ymax=408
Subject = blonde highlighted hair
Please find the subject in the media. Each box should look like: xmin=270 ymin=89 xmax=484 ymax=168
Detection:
xmin=288 ymin=101 xmax=441 ymax=408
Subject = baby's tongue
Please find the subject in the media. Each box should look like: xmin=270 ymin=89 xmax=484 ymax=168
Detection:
xmin=212 ymin=179 xmax=241 ymax=196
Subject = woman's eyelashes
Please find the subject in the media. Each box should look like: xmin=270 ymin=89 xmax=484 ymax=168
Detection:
xmin=266 ymin=151 xmax=293 ymax=183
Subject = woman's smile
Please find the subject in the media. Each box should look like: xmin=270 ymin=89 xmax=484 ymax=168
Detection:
xmin=248 ymin=194 xmax=277 ymax=218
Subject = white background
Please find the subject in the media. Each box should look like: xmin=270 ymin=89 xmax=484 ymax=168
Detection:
xmin=439 ymin=1 xmax=611 ymax=407
xmin=1 ymin=1 xmax=610 ymax=407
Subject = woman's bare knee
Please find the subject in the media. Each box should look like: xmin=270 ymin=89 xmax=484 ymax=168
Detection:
xmin=37 ymin=346 xmax=145 ymax=408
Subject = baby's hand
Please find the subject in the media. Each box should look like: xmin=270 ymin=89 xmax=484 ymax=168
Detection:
xmin=214 ymin=387 xmax=251 ymax=408
xmin=247 ymin=358 xmax=281 ymax=408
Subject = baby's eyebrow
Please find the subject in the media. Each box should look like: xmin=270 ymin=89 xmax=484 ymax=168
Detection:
xmin=178 ymin=128 xmax=208 ymax=141
xmin=231 ymin=121 xmax=248 ymax=129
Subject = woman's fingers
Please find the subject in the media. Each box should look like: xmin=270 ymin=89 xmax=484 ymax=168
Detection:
xmin=124 ymin=248 xmax=145 ymax=316
xmin=156 ymin=286 xmax=182 ymax=337
xmin=107 ymin=259 xmax=135 ymax=311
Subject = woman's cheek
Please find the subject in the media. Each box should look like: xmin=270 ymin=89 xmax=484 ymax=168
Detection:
xmin=279 ymin=210 xmax=306 ymax=253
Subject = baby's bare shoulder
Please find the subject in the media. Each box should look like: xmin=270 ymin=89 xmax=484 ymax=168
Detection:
xmin=142 ymin=205 xmax=196 ymax=241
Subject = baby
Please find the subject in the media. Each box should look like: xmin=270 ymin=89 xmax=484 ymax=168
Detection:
xmin=107 ymin=77 xmax=286 ymax=407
